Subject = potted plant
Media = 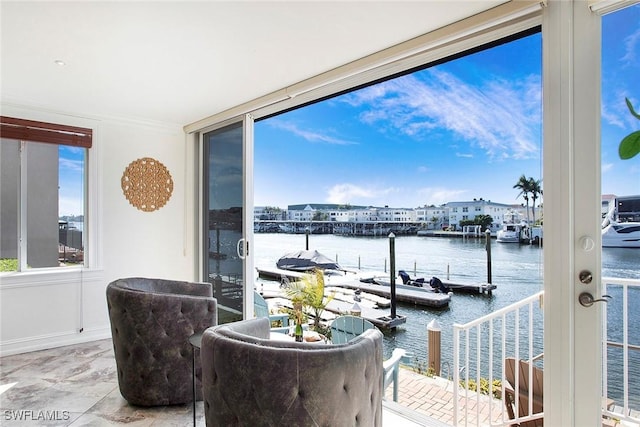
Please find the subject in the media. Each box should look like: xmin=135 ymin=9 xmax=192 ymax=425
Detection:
xmin=284 ymin=268 xmax=335 ymax=332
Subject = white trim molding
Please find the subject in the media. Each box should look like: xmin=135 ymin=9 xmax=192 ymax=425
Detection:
xmin=589 ymin=0 xmax=639 ymax=15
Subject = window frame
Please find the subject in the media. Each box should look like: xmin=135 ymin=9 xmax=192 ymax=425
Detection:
xmin=0 ymin=112 xmax=99 ymax=274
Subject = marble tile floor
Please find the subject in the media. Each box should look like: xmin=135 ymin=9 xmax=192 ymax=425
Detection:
xmin=0 ymin=339 xmax=433 ymax=427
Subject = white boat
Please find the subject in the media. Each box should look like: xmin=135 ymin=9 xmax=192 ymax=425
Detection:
xmin=601 ymin=196 xmax=640 ymax=248
xmin=496 ymin=223 xmax=527 ymax=243
xmin=276 ymin=249 xmax=342 ymax=272
xmin=602 ymin=219 xmax=640 ymax=248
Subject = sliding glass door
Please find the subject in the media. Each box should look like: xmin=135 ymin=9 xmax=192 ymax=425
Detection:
xmin=202 ymin=115 xmax=254 ymax=324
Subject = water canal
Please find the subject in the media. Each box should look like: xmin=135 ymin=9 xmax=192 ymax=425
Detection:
xmin=252 ymin=232 xmax=639 ymax=407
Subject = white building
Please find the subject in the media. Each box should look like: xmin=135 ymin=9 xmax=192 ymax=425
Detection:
xmin=445 ymin=199 xmax=511 ymax=231
xmin=415 ymin=206 xmax=450 ymax=229
xmin=374 ymin=207 xmax=417 ymax=222
xmin=286 ymin=204 xmax=316 ymax=221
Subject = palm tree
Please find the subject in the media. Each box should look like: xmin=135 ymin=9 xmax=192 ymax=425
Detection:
xmin=528 ymin=178 xmax=543 ymax=224
xmin=284 ymin=269 xmax=334 ymax=331
xmin=513 ymin=174 xmax=532 ymax=224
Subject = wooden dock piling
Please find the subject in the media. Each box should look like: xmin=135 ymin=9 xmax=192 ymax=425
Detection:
xmin=389 ymin=232 xmax=397 ymax=319
xmin=428 ymin=319 xmax=441 ymax=376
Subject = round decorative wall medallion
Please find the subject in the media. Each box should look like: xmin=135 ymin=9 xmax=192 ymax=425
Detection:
xmin=121 ymin=157 xmax=173 ymax=212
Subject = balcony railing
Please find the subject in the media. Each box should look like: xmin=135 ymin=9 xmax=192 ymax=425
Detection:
xmin=453 ymin=291 xmax=543 ymax=426
xmin=602 ymin=277 xmax=640 ymax=425
xmin=451 ymin=276 xmax=640 ymax=426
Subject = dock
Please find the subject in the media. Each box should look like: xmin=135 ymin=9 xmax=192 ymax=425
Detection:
xmin=444 ymin=280 xmax=495 ymax=294
xmin=333 ymin=279 xmax=451 ymax=308
xmin=368 ymin=277 xmax=496 ymax=295
xmin=325 ymin=286 xmax=392 ymax=309
xmin=325 ymin=298 xmax=407 ymax=329
xmin=257 ymin=266 xmax=307 ymax=282
xmin=262 ymin=295 xmax=406 ymax=329
xmin=256 ymin=266 xmax=452 ymax=308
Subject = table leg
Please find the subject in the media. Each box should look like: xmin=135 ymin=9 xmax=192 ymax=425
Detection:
xmin=192 ymin=346 xmax=196 ymax=427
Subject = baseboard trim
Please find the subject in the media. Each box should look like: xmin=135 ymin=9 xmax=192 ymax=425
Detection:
xmin=0 ymin=328 xmax=111 ymax=357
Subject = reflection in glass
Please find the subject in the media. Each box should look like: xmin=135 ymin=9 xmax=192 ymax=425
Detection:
xmin=204 ymin=123 xmax=244 ymax=323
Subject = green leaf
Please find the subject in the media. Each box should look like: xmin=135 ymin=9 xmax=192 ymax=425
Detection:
xmin=626 ymin=98 xmax=640 ymax=120
xmin=619 ymin=131 xmax=640 ymax=160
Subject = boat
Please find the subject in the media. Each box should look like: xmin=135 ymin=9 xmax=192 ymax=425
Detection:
xmin=276 ymin=249 xmax=342 ymax=272
xmin=602 ymin=217 xmax=640 ymax=248
xmin=601 ymin=196 xmax=640 ymax=248
xmin=496 ymin=223 xmax=528 ymax=243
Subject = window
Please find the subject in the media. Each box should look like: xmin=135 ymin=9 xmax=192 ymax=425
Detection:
xmin=1 ymin=117 xmax=91 ymax=272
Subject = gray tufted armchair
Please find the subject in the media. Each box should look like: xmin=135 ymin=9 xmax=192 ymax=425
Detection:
xmin=106 ymin=277 xmax=217 ymax=406
xmin=200 ymin=317 xmax=383 ymax=427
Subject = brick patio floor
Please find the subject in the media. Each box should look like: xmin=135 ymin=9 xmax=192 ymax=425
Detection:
xmin=385 ymin=367 xmax=506 ymax=426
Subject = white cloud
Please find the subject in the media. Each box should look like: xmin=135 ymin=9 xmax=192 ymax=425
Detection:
xmin=602 ymin=163 xmax=614 ymax=173
xmin=59 ymin=195 xmax=83 ymax=217
xmin=455 ymin=152 xmax=473 ymax=158
xmin=417 ymin=187 xmax=467 ymax=206
xmin=59 ymin=157 xmax=84 ymax=173
xmin=343 ymin=69 xmax=541 ymax=160
xmin=325 ymin=183 xmax=397 ymax=205
xmin=621 ymin=27 xmax=640 ymax=65
xmin=602 ymin=100 xmax=626 ymax=129
xmin=268 ymin=119 xmax=357 ymax=145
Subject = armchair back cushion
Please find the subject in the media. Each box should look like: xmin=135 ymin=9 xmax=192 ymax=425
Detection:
xmin=201 ymin=317 xmax=383 ymax=426
xmin=106 ymin=277 xmax=217 ymax=406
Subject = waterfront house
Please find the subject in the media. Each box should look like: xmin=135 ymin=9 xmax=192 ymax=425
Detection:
xmin=415 ymin=205 xmax=450 ymax=230
xmin=286 ymin=204 xmax=318 ymax=222
xmin=444 ymin=199 xmax=512 ymax=232
xmin=1 ymin=1 xmax=636 ymax=425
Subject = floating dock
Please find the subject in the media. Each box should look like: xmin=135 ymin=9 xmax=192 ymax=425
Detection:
xmin=325 ymin=298 xmax=406 ymax=329
xmin=256 ymin=266 xmax=452 ymax=308
xmin=262 ymin=295 xmax=406 ymax=329
xmin=257 ymin=266 xmax=306 ymax=282
xmin=333 ymin=279 xmax=451 ymax=308
xmin=367 ymin=277 xmax=496 ymax=295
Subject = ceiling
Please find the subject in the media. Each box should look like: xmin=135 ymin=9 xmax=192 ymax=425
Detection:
xmin=1 ymin=1 xmax=505 ymax=128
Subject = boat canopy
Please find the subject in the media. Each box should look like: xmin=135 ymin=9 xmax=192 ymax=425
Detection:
xmin=276 ymin=249 xmax=341 ymax=271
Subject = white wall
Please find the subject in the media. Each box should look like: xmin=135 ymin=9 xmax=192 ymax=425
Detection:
xmin=0 ymin=104 xmax=197 ymax=356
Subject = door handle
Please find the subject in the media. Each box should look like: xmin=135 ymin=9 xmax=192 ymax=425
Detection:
xmin=578 ymin=292 xmax=611 ymax=307
xmin=237 ymin=238 xmax=245 ymax=260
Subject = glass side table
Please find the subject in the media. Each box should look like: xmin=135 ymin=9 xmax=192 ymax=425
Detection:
xmin=189 ymin=332 xmax=203 ymax=427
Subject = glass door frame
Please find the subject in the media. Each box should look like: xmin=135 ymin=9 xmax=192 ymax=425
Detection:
xmin=198 ymin=113 xmax=254 ymax=321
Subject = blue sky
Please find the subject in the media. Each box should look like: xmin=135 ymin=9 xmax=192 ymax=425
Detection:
xmin=58 ymin=146 xmax=85 ymax=216
xmin=254 ymin=5 xmax=640 ymax=210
